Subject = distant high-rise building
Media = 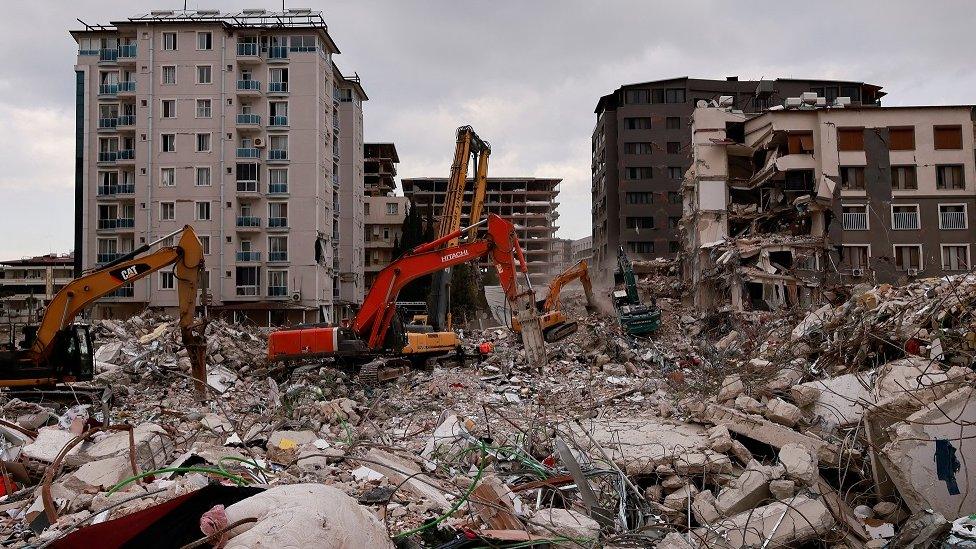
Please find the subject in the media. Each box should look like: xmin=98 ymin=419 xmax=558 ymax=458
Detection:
xmin=363 ymin=143 xmax=408 ymax=291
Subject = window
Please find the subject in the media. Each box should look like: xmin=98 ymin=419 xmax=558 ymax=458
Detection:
xmin=160 ymin=167 xmax=175 ymax=186
xmin=625 ymin=167 xmax=653 ymax=180
xmin=161 ymin=66 xmax=176 ymax=85
xmin=624 ymin=117 xmax=651 ymax=130
xmin=268 ymin=236 xmax=288 ymax=261
xmin=936 ymin=165 xmax=965 ymax=190
xmin=840 ymin=166 xmax=865 ymax=190
xmin=386 ymin=202 xmax=398 ymax=215
xmin=196 ymin=133 xmax=211 ymax=152
xmin=666 ymin=142 xmax=681 ymax=154
xmin=891 ymin=205 xmax=920 ymax=230
xmin=235 ymin=267 xmax=260 ymax=296
xmin=842 ymin=245 xmax=870 ymax=270
xmin=162 ymin=33 xmax=177 ymax=51
xmin=268 ymin=168 xmax=287 ymax=192
xmin=288 ymin=34 xmax=317 ymax=51
xmin=840 ymin=85 xmax=862 ymax=102
xmin=934 ymin=125 xmax=963 ymax=150
xmin=624 ymin=89 xmax=650 ymax=104
xmin=160 ymin=270 xmax=175 ymax=290
xmin=667 ymin=167 xmax=683 ymax=180
xmin=841 ymin=205 xmax=869 ymax=231
xmin=665 ymin=88 xmax=686 ymax=103
xmin=888 ymin=127 xmax=915 ymax=151
xmin=894 ymin=245 xmax=922 ymax=271
xmin=668 ymin=191 xmax=681 ymax=204
xmin=626 ymin=217 xmax=655 ymax=229
xmin=787 ymin=132 xmax=815 ymax=154
xmin=628 ymin=242 xmax=654 ymax=254
xmin=195 ymin=201 xmax=211 ymax=221
xmin=198 ymin=235 xmax=211 ymax=255
xmin=268 ymin=270 xmax=288 ymax=295
xmin=268 ymin=202 xmax=288 ymax=226
xmin=939 ymin=204 xmax=967 ymax=230
xmin=196 ymin=65 xmax=212 ymax=85
xmin=625 ymin=192 xmax=652 ymax=204
xmin=194 ymin=167 xmax=211 ymax=188
xmin=666 ymin=117 xmax=681 ymax=130
xmin=624 ymin=142 xmax=652 ymax=155
xmin=160 ymin=201 xmax=175 ymax=220
xmin=891 ymin=166 xmax=917 ymax=190
xmin=942 ymin=245 xmax=969 ymax=271
xmin=161 ymin=100 xmax=176 ymax=118
xmin=196 ymin=99 xmax=212 ymax=118
xmin=197 ymin=32 xmax=212 ymax=50
xmin=837 ymin=128 xmax=864 ymax=151
xmin=161 ymin=134 xmax=175 ymax=152
xmin=668 ymin=216 xmax=680 ymax=229
xmin=785 ymin=170 xmax=815 ymax=191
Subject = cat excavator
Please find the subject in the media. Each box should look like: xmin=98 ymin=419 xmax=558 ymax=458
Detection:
xmin=0 ymin=226 xmax=208 ymax=394
xmin=512 ymin=259 xmax=594 ymax=342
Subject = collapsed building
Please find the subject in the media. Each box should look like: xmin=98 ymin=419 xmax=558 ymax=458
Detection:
xmin=682 ymin=95 xmax=976 ymax=312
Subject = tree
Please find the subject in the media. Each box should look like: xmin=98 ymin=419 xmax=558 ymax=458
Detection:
xmin=396 ymin=199 xmax=432 ymax=302
xmin=449 ymin=263 xmax=480 ymax=324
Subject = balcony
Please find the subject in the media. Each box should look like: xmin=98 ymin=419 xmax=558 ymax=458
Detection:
xmin=268 ymin=251 xmax=288 ymax=262
xmin=117 ymin=114 xmax=135 ymax=128
xmin=117 ymin=44 xmax=137 ymax=60
xmin=98 ymin=48 xmax=118 ymax=63
xmin=236 ymin=251 xmax=261 ymax=262
xmin=237 ymin=147 xmax=261 ymax=159
xmin=117 ymin=149 xmax=135 ymax=162
xmin=97 ymin=218 xmax=134 ymax=230
xmin=268 ymin=183 xmax=288 ymax=194
xmin=97 ymin=184 xmax=135 ymax=196
xmin=269 ymin=115 xmax=288 ymax=127
xmin=267 ymin=46 xmax=289 ymax=60
xmin=98 ymin=83 xmax=118 ymax=96
xmin=236 ymin=285 xmax=260 ymax=296
xmin=267 ymin=286 xmax=288 ymax=297
xmin=332 ymin=175 xmax=339 ymax=188
xmin=97 ymin=151 xmax=118 ymax=163
xmin=117 ymin=81 xmax=136 ymax=94
xmin=892 ymin=212 xmax=920 ymax=230
xmin=236 ymin=216 xmax=261 ymax=230
xmin=96 ymin=253 xmax=120 ymax=264
xmin=236 ymin=42 xmax=259 ymax=58
xmin=236 ymin=180 xmax=259 ymax=193
xmin=268 ymin=149 xmax=288 ymax=161
xmin=842 ymin=212 xmax=868 ymax=231
xmin=117 ymin=218 xmax=134 ymax=228
xmin=97 ymin=117 xmax=118 ymax=130
xmin=236 ymin=80 xmax=261 ymax=94
xmin=940 ymin=211 xmax=967 ymax=230
xmin=267 ymin=217 xmax=288 ymax=229
xmin=105 ymin=284 xmax=134 ymax=298
xmin=236 ymin=113 xmax=261 ymax=127
xmin=268 ymin=82 xmax=288 ymax=94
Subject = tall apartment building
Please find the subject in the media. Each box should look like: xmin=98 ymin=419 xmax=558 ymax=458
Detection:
xmin=71 ymin=9 xmax=365 ymax=324
xmin=335 ymin=70 xmax=367 ymax=311
xmin=400 ymin=177 xmax=561 ymax=281
xmin=683 ymin=96 xmax=976 ymax=312
xmin=591 ymin=77 xmax=884 ymax=273
xmin=363 ymin=143 xmax=408 ymax=291
xmin=571 ymin=236 xmax=592 ymax=262
xmin=0 ymin=254 xmax=74 ymax=327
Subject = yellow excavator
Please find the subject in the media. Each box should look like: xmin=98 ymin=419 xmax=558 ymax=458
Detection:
xmin=0 ymin=226 xmax=207 ymax=393
xmin=513 ymin=259 xmax=594 ymax=342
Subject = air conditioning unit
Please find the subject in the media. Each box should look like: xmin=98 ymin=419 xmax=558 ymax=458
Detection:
xmin=784 ymin=97 xmax=803 ymax=108
xmin=290 ymin=291 xmax=302 ymax=302
xmin=851 ymin=268 xmax=864 ymax=277
xmin=800 ymin=92 xmax=819 ymax=104
xmin=253 ymin=137 xmax=265 ymax=148
xmin=907 ymin=268 xmax=919 ymax=276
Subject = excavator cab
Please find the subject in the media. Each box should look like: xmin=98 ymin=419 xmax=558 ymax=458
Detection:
xmin=0 ymin=324 xmax=94 ymax=385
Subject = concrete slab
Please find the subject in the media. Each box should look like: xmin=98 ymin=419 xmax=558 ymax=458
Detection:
xmin=23 ymin=427 xmax=79 ymax=463
xmin=800 ymin=371 xmax=873 ymax=429
xmin=701 ymin=404 xmax=840 ymax=464
xmin=688 ymin=496 xmax=834 ymax=548
xmin=714 ymin=461 xmax=772 ymax=516
xmin=581 ymin=415 xmax=708 ymax=475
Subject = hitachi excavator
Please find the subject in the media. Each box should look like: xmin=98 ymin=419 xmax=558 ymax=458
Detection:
xmin=0 ymin=226 xmax=207 ymax=392
xmin=512 ymin=259 xmax=595 ymax=342
xmin=268 ymin=214 xmax=539 ymax=382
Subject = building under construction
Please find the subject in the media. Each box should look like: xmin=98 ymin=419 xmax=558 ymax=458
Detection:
xmin=401 ymin=177 xmax=561 ymax=281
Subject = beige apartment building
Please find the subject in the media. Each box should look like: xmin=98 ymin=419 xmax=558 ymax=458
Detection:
xmin=682 ymin=94 xmax=976 ymax=311
xmin=71 ymin=9 xmax=365 ymax=324
xmin=363 ymin=143 xmax=408 ymax=292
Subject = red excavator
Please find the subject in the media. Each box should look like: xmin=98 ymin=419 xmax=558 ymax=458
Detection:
xmin=267 ymin=214 xmax=538 ymax=382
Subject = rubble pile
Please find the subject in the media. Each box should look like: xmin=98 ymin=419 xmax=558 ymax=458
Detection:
xmin=0 ymin=274 xmax=970 ymax=547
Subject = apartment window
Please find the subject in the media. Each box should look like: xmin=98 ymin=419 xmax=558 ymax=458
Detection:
xmin=626 ymin=167 xmax=653 ymax=180
xmin=785 ymin=170 xmax=815 ymax=191
xmin=196 ymin=65 xmax=212 ymax=85
xmin=651 ymin=89 xmax=665 ymax=104
xmin=888 ymin=127 xmax=915 ymax=151
xmin=268 ymin=236 xmax=288 ymax=261
xmin=894 ymin=245 xmax=922 ymax=271
xmin=939 ymin=204 xmax=967 ymax=230
xmin=160 ymin=270 xmax=176 ymax=290
xmin=625 ymin=192 xmax=652 ymax=204
xmin=666 ymin=117 xmax=681 ymax=130
xmin=161 ymin=100 xmax=176 ymax=118
xmin=195 ymin=167 xmax=211 ymax=187
xmin=837 ymin=128 xmax=864 ymax=151
xmin=268 ymin=270 xmax=288 ymax=296
xmin=198 ymin=235 xmax=211 ymax=255
xmin=197 ymin=32 xmax=212 ymax=51
xmin=891 ymin=166 xmax=917 ymax=190
xmin=668 ymin=216 xmax=680 ymax=229
xmin=842 ymin=245 xmax=870 ymax=270
xmin=665 ymin=88 xmax=686 ymax=103
xmin=195 ymin=201 xmax=211 ymax=221
xmin=934 ymin=125 xmax=963 ymax=150
xmin=667 ymin=167 xmax=683 ymax=180
xmin=235 ymin=267 xmax=260 ymax=296
xmin=162 ymin=32 xmax=177 ymax=51
xmin=840 ymin=166 xmax=865 ymax=190
xmin=666 ymin=142 xmax=681 ymax=154
xmin=160 ymin=201 xmax=175 ymax=221
xmin=161 ymin=65 xmax=176 ymax=85
xmin=161 ymin=134 xmax=175 ymax=152
xmin=386 ymin=202 xmax=399 ymax=215
xmin=626 ymin=217 xmax=655 ymax=229
xmin=268 ymin=168 xmax=287 ymax=193
xmin=787 ymin=132 xmax=815 ymax=154
xmin=891 ymin=205 xmax=920 ymax=230
xmin=942 ymin=245 xmax=970 ymax=271
xmin=624 ymin=142 xmax=652 ymax=155
xmin=624 ymin=117 xmax=651 ymax=130
xmin=160 ymin=167 xmax=175 ymax=187
xmin=196 ymin=99 xmax=212 ymax=118
xmin=936 ymin=165 xmax=965 ymax=190
xmin=196 ymin=133 xmax=211 ymax=152
xmin=628 ymin=242 xmax=654 ymax=254
xmin=668 ymin=191 xmax=681 ymax=204
xmin=624 ymin=89 xmax=650 ymax=104
xmin=269 ymin=202 xmax=288 ymax=226
xmin=841 ymin=205 xmax=869 ymax=231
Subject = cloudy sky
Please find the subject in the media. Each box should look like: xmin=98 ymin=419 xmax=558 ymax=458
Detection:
xmin=0 ymin=0 xmax=973 ymax=259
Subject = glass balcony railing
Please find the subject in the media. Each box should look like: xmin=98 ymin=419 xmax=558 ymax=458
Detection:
xmin=268 ymin=82 xmax=288 ymax=93
xmin=97 ymin=219 xmax=118 ymax=230
xmin=98 ymin=151 xmax=118 ymax=162
xmin=268 ymin=149 xmax=288 ymax=161
xmin=237 ymin=43 xmax=258 ymax=56
xmin=268 ymin=46 xmax=289 ymax=60
xmin=267 ymin=217 xmax=288 ymax=228
xmin=97 ymin=253 xmax=120 ymax=264
xmin=237 ymin=148 xmax=260 ymax=159
xmin=236 ymin=285 xmax=259 ymax=296
xmin=269 ymin=115 xmax=288 ymax=126
xmin=106 ymin=284 xmax=134 ymax=298
xmin=267 ymin=286 xmax=288 ymax=297
xmin=99 ymin=48 xmax=118 ymax=62
xmin=97 ymin=117 xmax=118 ymax=129
xmin=268 ymin=251 xmax=288 ymax=262
xmin=268 ymin=183 xmax=288 ymax=194
xmin=118 ymin=44 xmax=137 ymax=58
xmin=236 ymin=80 xmax=261 ymax=91
xmin=236 ymin=113 xmax=261 ymax=125
xmin=236 ymin=251 xmax=261 ymax=262
xmin=236 ymin=216 xmax=261 ymax=228
xmin=117 ymin=81 xmax=136 ymax=93
xmin=98 ymin=183 xmax=135 ymax=196
xmin=99 ymin=84 xmax=118 ymax=95
xmin=237 ymin=180 xmax=259 ymax=192
xmin=118 ymin=149 xmax=135 ymax=160
xmin=117 ymin=218 xmax=134 ymax=228
xmin=117 ymin=115 xmax=135 ymax=126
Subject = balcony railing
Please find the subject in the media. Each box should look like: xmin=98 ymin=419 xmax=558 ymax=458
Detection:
xmin=117 ymin=114 xmax=135 ymax=126
xmin=268 ymin=183 xmax=288 ymax=194
xmin=99 ymin=48 xmax=118 ymax=62
xmin=97 ymin=253 xmax=120 ymax=264
xmin=892 ymin=212 xmax=920 ymax=230
xmin=267 ymin=286 xmax=288 ymax=297
xmin=842 ymin=212 xmax=868 ymax=231
xmin=117 ymin=218 xmax=134 ymax=228
xmin=97 ymin=219 xmax=117 ymax=230
xmin=98 ymin=117 xmax=118 ymax=129
xmin=267 ymin=217 xmax=288 ymax=228
xmin=98 ymin=84 xmax=118 ymax=95
xmin=268 ymin=82 xmax=288 ymax=93
xmin=237 ymin=43 xmax=258 ymax=56
xmin=98 ymin=151 xmax=118 ymax=162
xmin=237 ymin=147 xmax=260 ymax=159
xmin=237 ymin=180 xmax=259 ymax=192
xmin=236 ymin=285 xmax=259 ymax=296
xmin=940 ymin=211 xmax=967 ymax=230
xmin=269 ymin=115 xmax=288 ymax=126
xmin=117 ymin=81 xmax=136 ymax=93
xmin=236 ymin=80 xmax=261 ymax=92
xmin=106 ymin=284 xmax=134 ymax=298
xmin=118 ymin=149 xmax=135 ymax=160
xmin=268 ymin=251 xmax=288 ymax=262
xmin=118 ymin=44 xmax=137 ymax=59
xmin=268 ymin=46 xmax=289 ymax=60
xmin=236 ymin=113 xmax=261 ymax=125
xmin=236 ymin=251 xmax=261 ymax=262
xmin=268 ymin=149 xmax=288 ymax=160
xmin=332 ymin=175 xmax=339 ymax=187
xmin=236 ymin=216 xmax=261 ymax=228
xmin=97 ymin=184 xmax=135 ymax=196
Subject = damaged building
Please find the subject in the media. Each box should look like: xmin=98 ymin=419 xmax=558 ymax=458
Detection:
xmin=682 ymin=94 xmax=976 ymax=311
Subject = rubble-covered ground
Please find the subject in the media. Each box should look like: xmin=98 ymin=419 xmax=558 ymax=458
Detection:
xmin=0 ymin=273 xmax=974 ymax=547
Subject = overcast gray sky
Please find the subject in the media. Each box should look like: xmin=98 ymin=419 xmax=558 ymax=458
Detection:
xmin=0 ymin=0 xmax=973 ymax=259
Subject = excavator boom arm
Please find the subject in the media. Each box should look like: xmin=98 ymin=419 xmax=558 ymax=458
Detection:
xmin=543 ymin=260 xmax=593 ymax=312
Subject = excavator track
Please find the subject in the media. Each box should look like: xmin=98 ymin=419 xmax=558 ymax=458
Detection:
xmin=357 ymin=358 xmax=411 ymax=386
xmin=543 ymin=321 xmax=578 ymax=343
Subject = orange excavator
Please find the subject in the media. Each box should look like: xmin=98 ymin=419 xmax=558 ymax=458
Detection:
xmin=268 ymin=214 xmax=539 ymax=381
xmin=513 ymin=259 xmax=594 ymax=342
xmin=0 ymin=226 xmax=207 ymax=393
